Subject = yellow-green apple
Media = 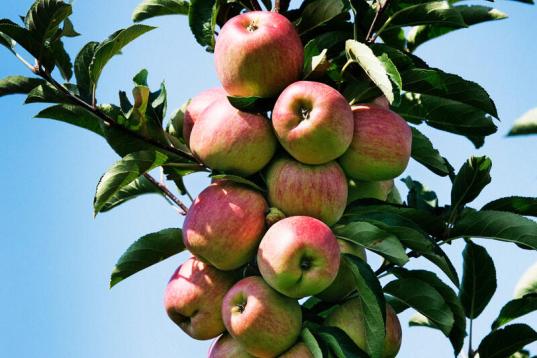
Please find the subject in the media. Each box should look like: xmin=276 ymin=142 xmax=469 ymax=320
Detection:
xmin=272 ymin=81 xmax=354 ymax=164
xmin=339 ymin=104 xmax=412 ymax=181
xmin=325 ymin=301 xmax=402 ymax=358
xmin=182 ymin=181 xmax=268 ymax=270
xmin=164 ymin=257 xmax=238 ymax=340
xmin=222 ymin=276 xmax=302 ymax=357
xmin=257 ymin=216 xmax=340 ymax=298
xmin=208 ymin=334 xmax=253 ymax=358
xmin=190 ymin=99 xmax=277 ymax=176
xmin=279 ymin=342 xmax=314 ymax=358
xmin=316 ymin=239 xmax=366 ymax=302
xmin=214 ymin=11 xmax=303 ymax=98
xmin=347 ymin=179 xmax=394 ymax=204
xmin=183 ymin=87 xmax=227 ymax=145
xmin=265 ymin=157 xmax=348 ymax=226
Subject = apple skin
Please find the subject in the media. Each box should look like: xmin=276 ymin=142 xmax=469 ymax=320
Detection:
xmin=339 ymin=104 xmax=412 ymax=181
xmin=257 ymin=216 xmax=340 ymax=298
xmin=272 ymin=81 xmax=354 ymax=164
xmin=265 ymin=156 xmax=348 ymax=226
xmin=190 ymin=99 xmax=277 ymax=176
xmin=182 ymin=181 xmax=268 ymax=270
xmin=164 ymin=257 xmax=239 ymax=340
xmin=325 ymin=301 xmax=402 ymax=358
xmin=182 ymin=88 xmax=227 ymax=146
xmin=279 ymin=342 xmax=314 ymax=358
xmin=208 ymin=334 xmax=254 ymax=358
xmin=222 ymin=276 xmax=303 ymax=358
xmin=347 ymin=179 xmax=394 ymax=204
xmin=214 ymin=11 xmax=303 ymax=98
xmin=315 ymin=239 xmax=367 ymax=302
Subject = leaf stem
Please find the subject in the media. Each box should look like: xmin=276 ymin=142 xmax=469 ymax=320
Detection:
xmin=143 ymin=173 xmax=189 ymax=215
xmin=366 ymin=0 xmax=392 ymax=44
xmin=468 ymin=318 xmax=474 ymax=358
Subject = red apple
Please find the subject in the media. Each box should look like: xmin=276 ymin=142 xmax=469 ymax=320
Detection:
xmin=183 ymin=87 xmax=227 ymax=145
xmin=190 ymin=99 xmax=277 ymax=176
xmin=265 ymin=156 xmax=348 ymax=226
xmin=222 ymin=276 xmax=302 ymax=357
xmin=208 ymin=334 xmax=253 ymax=358
xmin=257 ymin=216 xmax=340 ymax=298
xmin=279 ymin=342 xmax=314 ymax=358
xmin=348 ymin=179 xmax=394 ymax=204
xmin=182 ymin=181 xmax=268 ymax=270
xmin=339 ymin=104 xmax=412 ymax=181
xmin=272 ymin=81 xmax=354 ymax=164
xmin=164 ymin=257 xmax=238 ymax=340
xmin=214 ymin=11 xmax=303 ymax=98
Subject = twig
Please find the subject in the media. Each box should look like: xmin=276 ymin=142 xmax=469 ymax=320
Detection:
xmin=144 ymin=173 xmax=189 ymax=215
xmin=274 ymin=0 xmax=280 ymax=12
xmin=366 ymin=0 xmax=391 ymax=44
xmin=250 ymin=0 xmax=262 ymax=11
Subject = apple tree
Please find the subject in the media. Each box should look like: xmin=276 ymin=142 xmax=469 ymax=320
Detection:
xmin=1 ymin=0 xmax=537 ymax=357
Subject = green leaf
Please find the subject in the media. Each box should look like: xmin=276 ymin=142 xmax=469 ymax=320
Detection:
xmin=132 ymin=0 xmax=189 ymax=22
xmin=422 ymin=249 xmax=460 ymax=288
xmin=89 ymin=25 xmax=155 ymax=87
xmin=451 ymin=156 xmax=492 ymax=210
xmin=0 ymin=19 xmax=42 ymax=60
xmin=482 ymin=197 xmax=537 ymax=217
xmin=25 ymin=83 xmax=67 ymax=104
xmin=409 ymin=313 xmax=434 ymax=328
xmin=410 ymin=127 xmax=451 ymax=177
xmin=62 ymin=17 xmax=79 ymax=37
xmin=74 ymin=41 xmax=99 ymax=103
xmin=25 ymin=0 xmax=72 ymax=43
xmin=0 ymin=76 xmax=45 ymax=97
xmin=303 ymin=40 xmax=329 ymax=80
xmin=210 ymin=174 xmax=265 ymax=192
xmin=0 ymin=32 xmax=15 ymax=53
xmin=377 ymin=53 xmax=402 ymax=106
xmin=226 ymin=95 xmax=275 ymax=113
xmin=35 ymin=104 xmax=104 ymax=136
xmin=295 ymin=0 xmax=350 ymax=35
xmin=385 ymin=294 xmax=409 ymax=314
xmin=110 ymin=228 xmax=184 ymax=288
xmin=491 ymin=294 xmax=537 ymax=330
xmin=189 ymin=0 xmax=218 ymax=51
xmin=478 ymin=324 xmax=537 ymax=358
xmin=313 ymin=326 xmax=369 ymax=358
xmin=301 ymin=328 xmax=323 ymax=358
xmin=509 ymin=108 xmax=537 ymax=136
xmin=333 ymin=221 xmax=409 ymax=266
xmin=100 ymin=175 xmax=163 ymax=212
xmin=94 ymin=150 xmax=169 ymax=215
xmin=459 ymin=240 xmax=497 ymax=319
xmin=515 ymin=263 xmax=537 ymax=299
xmin=50 ymin=39 xmax=72 ymax=81
xmin=402 ymin=176 xmax=438 ymax=211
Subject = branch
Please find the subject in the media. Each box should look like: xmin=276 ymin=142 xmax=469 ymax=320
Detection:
xmin=274 ymin=0 xmax=280 ymax=12
xmin=250 ymin=0 xmax=262 ymax=11
xmin=366 ymin=0 xmax=391 ymax=44
xmin=143 ymin=173 xmax=189 ymax=215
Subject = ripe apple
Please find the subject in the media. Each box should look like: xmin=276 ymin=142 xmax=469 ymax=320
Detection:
xmin=347 ymin=179 xmax=394 ymax=204
xmin=257 ymin=216 xmax=340 ymax=298
xmin=339 ymin=104 xmax=412 ymax=181
xmin=265 ymin=156 xmax=348 ymax=226
xmin=164 ymin=257 xmax=239 ymax=340
xmin=272 ymin=81 xmax=354 ymax=164
xmin=182 ymin=181 xmax=268 ymax=270
xmin=189 ymin=98 xmax=277 ymax=176
xmin=222 ymin=276 xmax=302 ymax=357
xmin=182 ymin=87 xmax=227 ymax=145
xmin=214 ymin=11 xmax=303 ymax=98
xmin=316 ymin=239 xmax=367 ymax=302
xmin=279 ymin=342 xmax=314 ymax=358
xmin=325 ymin=301 xmax=402 ymax=358
xmin=208 ymin=334 xmax=253 ymax=358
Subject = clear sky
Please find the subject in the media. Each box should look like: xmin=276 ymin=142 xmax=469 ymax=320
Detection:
xmin=0 ymin=0 xmax=536 ymax=357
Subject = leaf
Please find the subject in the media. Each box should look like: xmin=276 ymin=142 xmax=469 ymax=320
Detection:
xmin=226 ymin=95 xmax=275 ymax=113
xmin=303 ymin=39 xmax=329 ymax=80
xmin=94 ymin=150 xmax=169 ymax=215
xmin=509 ymin=108 xmax=537 ymax=136
xmin=377 ymin=53 xmax=402 ymax=106
xmin=515 ymin=262 xmax=537 ymax=299
xmin=62 ymin=17 xmax=79 ymax=37
xmin=0 ymin=19 xmax=42 ymax=60
xmin=25 ymin=0 xmax=72 ymax=43
xmin=50 ymin=39 xmax=72 ymax=81
xmin=132 ymin=0 xmax=190 ymax=22
xmin=385 ymin=294 xmax=409 ymax=314
xmin=410 ymin=127 xmax=451 ymax=176
xmin=89 ymin=25 xmax=155 ymax=87
xmin=301 ymin=328 xmax=323 ymax=358
xmin=409 ymin=313 xmax=434 ymax=328
xmin=189 ymin=0 xmax=218 ymax=51
xmin=25 ymin=83 xmax=68 ymax=104
xmin=491 ymin=294 xmax=537 ymax=330
xmin=451 ymin=156 xmax=492 ymax=210
xmin=295 ymin=0 xmax=350 ymax=35
xmin=35 ymin=104 xmax=104 ymax=136
xmin=0 ymin=32 xmax=15 ymax=53
xmin=402 ymin=176 xmax=438 ymax=211
xmin=0 ymin=76 xmax=45 ymax=97
xmin=110 ymin=228 xmax=184 ymax=288
xmin=100 ymin=175 xmax=163 ymax=212
xmin=74 ymin=41 xmax=99 ymax=103
xmin=333 ymin=221 xmax=409 ymax=266
xmin=313 ymin=326 xmax=369 ymax=358
xmin=382 ymin=1 xmax=467 ymax=32
xmin=210 ymin=174 xmax=265 ymax=192
xmin=459 ymin=240 xmax=497 ymax=319
xmin=422 ymin=249 xmax=460 ymax=288
xmin=345 ymin=40 xmax=394 ymax=104
xmin=477 ymin=324 xmax=537 ymax=358
xmin=482 ymin=197 xmax=537 ymax=217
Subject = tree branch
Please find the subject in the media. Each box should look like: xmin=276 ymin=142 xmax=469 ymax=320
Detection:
xmin=143 ymin=173 xmax=189 ymax=215
xmin=274 ymin=0 xmax=280 ymax=12
xmin=366 ymin=0 xmax=391 ymax=44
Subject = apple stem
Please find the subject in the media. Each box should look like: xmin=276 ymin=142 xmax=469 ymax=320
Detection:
xmin=274 ymin=0 xmax=280 ymax=12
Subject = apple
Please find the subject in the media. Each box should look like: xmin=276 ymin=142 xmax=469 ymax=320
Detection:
xmin=164 ymin=257 xmax=238 ymax=340
xmin=189 ymin=98 xmax=277 ymax=176
xmin=257 ymin=216 xmax=340 ymax=298
xmin=347 ymin=179 xmax=394 ymax=204
xmin=272 ymin=81 xmax=354 ymax=164
xmin=208 ymin=334 xmax=253 ymax=358
xmin=265 ymin=156 xmax=348 ymax=226
xmin=182 ymin=87 xmax=227 ymax=145
xmin=325 ymin=301 xmax=402 ymax=358
xmin=222 ymin=276 xmax=303 ymax=357
xmin=339 ymin=104 xmax=412 ymax=181
xmin=182 ymin=181 xmax=268 ymax=270
xmin=315 ymin=239 xmax=367 ymax=302
xmin=214 ymin=11 xmax=303 ymax=98
xmin=279 ymin=342 xmax=314 ymax=358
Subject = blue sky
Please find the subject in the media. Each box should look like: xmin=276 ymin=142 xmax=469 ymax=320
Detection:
xmin=0 ymin=0 xmax=536 ymax=357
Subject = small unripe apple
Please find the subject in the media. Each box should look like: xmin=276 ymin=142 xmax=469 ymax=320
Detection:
xmin=272 ymin=81 xmax=354 ymax=164
xmin=348 ymin=179 xmax=394 ymax=204
xmin=265 ymin=156 xmax=348 ymax=226
xmin=183 ymin=181 xmax=268 ymax=270
xmin=208 ymin=334 xmax=253 ymax=358
xmin=164 ymin=257 xmax=238 ymax=340
xmin=222 ymin=276 xmax=303 ymax=357
xmin=279 ymin=342 xmax=314 ymax=358
xmin=183 ymin=88 xmax=227 ymax=145
xmin=214 ymin=11 xmax=303 ymax=98
xmin=339 ymin=104 xmax=412 ymax=181
xmin=190 ymin=99 xmax=277 ymax=176
xmin=257 ymin=216 xmax=340 ymax=298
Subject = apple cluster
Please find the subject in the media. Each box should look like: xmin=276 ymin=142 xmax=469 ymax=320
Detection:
xmin=165 ymin=10 xmax=410 ymax=358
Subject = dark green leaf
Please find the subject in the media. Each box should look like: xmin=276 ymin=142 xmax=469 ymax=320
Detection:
xmin=295 ymin=0 xmax=350 ymax=35
xmin=0 ymin=32 xmax=15 ymax=53
xmin=50 ymin=39 xmax=72 ymax=81
xmin=515 ymin=263 xmax=537 ymax=299
xmin=110 ymin=228 xmax=184 ymax=288
xmin=62 ymin=17 xmax=79 ymax=37
xmin=509 ymin=108 xmax=537 ymax=136
xmin=0 ymin=19 xmax=42 ymax=60
xmin=377 ymin=53 xmax=402 ymax=106
xmin=313 ymin=326 xmax=369 ymax=358
xmin=410 ymin=127 xmax=451 ymax=177
xmin=74 ymin=41 xmax=99 ymax=102
xmin=303 ymin=40 xmax=329 ymax=80
xmin=385 ymin=294 xmax=409 ymax=314
xmin=451 ymin=156 xmax=492 ymax=210
xmin=402 ymin=176 xmax=438 ymax=211
xmin=482 ymin=197 xmax=537 ymax=217
xmin=25 ymin=83 xmax=68 ymax=104
xmin=132 ymin=0 xmax=189 ymax=22
xmin=492 ymin=294 xmax=537 ymax=330
xmin=422 ymin=249 xmax=460 ymax=288
xmin=35 ymin=104 xmax=104 ymax=136
xmin=25 ymin=0 xmax=72 ymax=43
xmin=478 ymin=324 xmax=537 ymax=358
xmin=100 ymin=175 xmax=163 ymax=212
xmin=301 ymin=328 xmax=323 ymax=358
xmin=0 ymin=76 xmax=44 ymax=97
xmin=189 ymin=0 xmax=218 ymax=51
xmin=226 ymin=95 xmax=274 ymax=113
